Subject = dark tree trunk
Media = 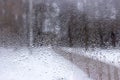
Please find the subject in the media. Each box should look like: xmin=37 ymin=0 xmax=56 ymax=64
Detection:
xmin=98 ymin=26 xmax=105 ymax=48
xmin=111 ymin=31 xmax=116 ymax=47
xmin=68 ymin=25 xmax=73 ymax=47
xmin=82 ymin=14 xmax=89 ymax=50
xmin=84 ymin=26 xmax=89 ymax=50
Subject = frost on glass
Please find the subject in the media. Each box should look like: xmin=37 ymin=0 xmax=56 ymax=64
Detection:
xmin=0 ymin=0 xmax=120 ymax=80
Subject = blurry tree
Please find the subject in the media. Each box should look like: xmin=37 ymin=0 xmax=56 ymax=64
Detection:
xmin=82 ymin=13 xmax=89 ymax=49
xmin=0 ymin=0 xmax=24 ymax=46
xmin=33 ymin=2 xmax=47 ymax=46
xmin=110 ymin=21 xmax=117 ymax=47
xmin=66 ymin=4 xmax=77 ymax=47
xmin=68 ymin=15 xmax=74 ymax=47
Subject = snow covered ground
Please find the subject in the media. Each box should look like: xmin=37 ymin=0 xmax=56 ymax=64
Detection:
xmin=61 ymin=47 xmax=120 ymax=68
xmin=0 ymin=46 xmax=91 ymax=80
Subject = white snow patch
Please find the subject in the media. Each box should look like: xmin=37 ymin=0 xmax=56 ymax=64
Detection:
xmin=61 ymin=47 xmax=120 ymax=68
xmin=0 ymin=47 xmax=91 ymax=80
